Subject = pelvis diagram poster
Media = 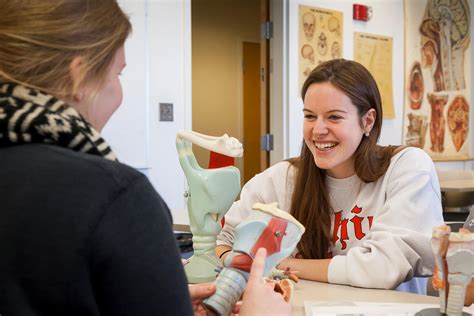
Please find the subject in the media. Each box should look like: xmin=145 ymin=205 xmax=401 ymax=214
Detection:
xmin=403 ymin=0 xmax=471 ymax=160
xmin=299 ymin=5 xmax=343 ymax=92
xmin=354 ymin=32 xmax=395 ymax=119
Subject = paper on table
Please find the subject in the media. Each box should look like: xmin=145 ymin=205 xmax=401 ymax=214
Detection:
xmin=304 ymin=301 xmax=474 ymax=316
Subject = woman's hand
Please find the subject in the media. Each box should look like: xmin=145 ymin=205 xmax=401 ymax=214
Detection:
xmin=188 ymin=283 xmax=216 ymax=316
xmin=239 ymin=248 xmax=292 ymax=315
xmin=188 ymin=283 xmax=241 ymax=316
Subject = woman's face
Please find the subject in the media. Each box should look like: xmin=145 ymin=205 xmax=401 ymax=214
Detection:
xmin=73 ymin=46 xmax=126 ymax=131
xmin=303 ymin=82 xmax=373 ymax=179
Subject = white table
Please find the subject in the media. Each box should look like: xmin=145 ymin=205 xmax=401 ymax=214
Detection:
xmin=291 ymin=280 xmax=439 ymax=315
xmin=437 ymin=170 xmax=474 ymax=193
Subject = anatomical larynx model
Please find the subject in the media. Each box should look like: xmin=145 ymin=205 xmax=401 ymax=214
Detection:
xmin=203 ymin=203 xmax=305 ymax=316
xmin=176 ymin=130 xmax=243 ymax=283
xmin=430 ymin=225 xmax=474 ymax=315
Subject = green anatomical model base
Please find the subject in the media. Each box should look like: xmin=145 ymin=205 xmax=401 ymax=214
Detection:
xmin=176 ymin=130 xmax=242 ymax=283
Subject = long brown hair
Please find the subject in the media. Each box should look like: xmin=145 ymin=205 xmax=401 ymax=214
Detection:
xmin=290 ymin=59 xmax=399 ymax=259
xmin=0 ymin=0 xmax=132 ymax=100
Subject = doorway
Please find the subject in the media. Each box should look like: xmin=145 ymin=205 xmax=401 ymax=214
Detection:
xmin=191 ymin=0 xmax=270 ymax=184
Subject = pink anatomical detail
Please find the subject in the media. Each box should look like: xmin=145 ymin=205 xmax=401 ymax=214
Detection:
xmin=408 ymin=62 xmax=424 ymax=110
xmin=405 ymin=113 xmax=428 ymax=149
xmin=428 ymin=94 xmax=448 ymax=153
xmin=447 ymin=96 xmax=469 ymax=152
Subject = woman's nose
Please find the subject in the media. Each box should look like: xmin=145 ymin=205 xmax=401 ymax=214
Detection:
xmin=312 ymin=118 xmax=328 ymax=136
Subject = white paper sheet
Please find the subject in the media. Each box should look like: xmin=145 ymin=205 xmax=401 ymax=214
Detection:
xmin=304 ymin=301 xmax=474 ymax=316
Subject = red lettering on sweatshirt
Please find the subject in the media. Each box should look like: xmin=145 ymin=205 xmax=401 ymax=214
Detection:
xmin=350 ymin=215 xmax=365 ymax=240
xmin=368 ymin=216 xmax=374 ymax=228
xmin=333 ymin=205 xmax=373 ymax=249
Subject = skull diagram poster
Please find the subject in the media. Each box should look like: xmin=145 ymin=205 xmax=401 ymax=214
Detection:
xmin=299 ymin=5 xmax=343 ymax=91
xmin=403 ymin=0 xmax=471 ymax=160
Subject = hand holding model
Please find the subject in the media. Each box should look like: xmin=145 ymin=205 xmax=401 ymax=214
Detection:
xmin=204 ymin=203 xmax=305 ymax=315
xmin=239 ymin=248 xmax=292 ymax=316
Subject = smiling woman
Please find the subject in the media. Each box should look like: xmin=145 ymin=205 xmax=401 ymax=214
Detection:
xmin=216 ymin=59 xmax=444 ymax=294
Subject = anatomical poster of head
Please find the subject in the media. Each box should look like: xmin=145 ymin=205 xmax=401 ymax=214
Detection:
xmin=402 ymin=0 xmax=471 ymax=160
xmin=354 ymin=32 xmax=395 ymax=119
xmin=299 ymin=5 xmax=343 ymax=92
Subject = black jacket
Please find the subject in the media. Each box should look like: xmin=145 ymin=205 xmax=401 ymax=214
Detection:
xmin=0 ymin=144 xmax=193 ymax=315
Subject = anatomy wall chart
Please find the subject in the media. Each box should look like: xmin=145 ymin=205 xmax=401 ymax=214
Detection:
xmin=403 ymin=0 xmax=471 ymax=160
xmin=354 ymin=32 xmax=395 ymax=119
xmin=299 ymin=5 xmax=343 ymax=92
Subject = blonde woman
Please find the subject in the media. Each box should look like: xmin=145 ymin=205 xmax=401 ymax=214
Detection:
xmin=0 ymin=1 xmax=289 ymax=315
xmin=217 ymin=59 xmax=444 ymax=294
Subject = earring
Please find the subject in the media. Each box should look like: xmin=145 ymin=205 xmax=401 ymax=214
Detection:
xmin=365 ymin=131 xmax=370 ymax=137
xmin=73 ymin=92 xmax=83 ymax=102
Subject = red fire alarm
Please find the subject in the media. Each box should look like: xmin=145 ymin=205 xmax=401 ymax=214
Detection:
xmin=353 ymin=3 xmax=372 ymax=21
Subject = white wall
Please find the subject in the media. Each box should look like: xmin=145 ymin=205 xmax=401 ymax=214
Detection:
xmin=103 ymin=1 xmax=148 ymax=169
xmin=104 ymin=0 xmax=191 ymax=225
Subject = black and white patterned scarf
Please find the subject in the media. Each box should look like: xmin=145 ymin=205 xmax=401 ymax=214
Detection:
xmin=0 ymin=82 xmax=117 ymax=161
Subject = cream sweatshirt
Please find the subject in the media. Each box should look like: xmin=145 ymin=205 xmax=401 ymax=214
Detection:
xmin=217 ymin=147 xmax=444 ymax=290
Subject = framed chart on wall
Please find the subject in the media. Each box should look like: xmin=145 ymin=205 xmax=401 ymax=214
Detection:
xmin=298 ymin=5 xmax=343 ymax=92
xmin=402 ymin=0 xmax=472 ymax=161
xmin=354 ymin=32 xmax=395 ymax=119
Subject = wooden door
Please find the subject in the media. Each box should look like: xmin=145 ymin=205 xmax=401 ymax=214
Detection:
xmin=243 ymin=42 xmax=261 ymax=184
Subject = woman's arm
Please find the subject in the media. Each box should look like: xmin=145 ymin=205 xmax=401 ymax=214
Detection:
xmin=215 ymin=244 xmax=232 ymax=263
xmin=277 ymin=258 xmax=330 ymax=283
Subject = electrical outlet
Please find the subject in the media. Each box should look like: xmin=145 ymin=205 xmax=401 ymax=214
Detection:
xmin=159 ymin=103 xmax=173 ymax=122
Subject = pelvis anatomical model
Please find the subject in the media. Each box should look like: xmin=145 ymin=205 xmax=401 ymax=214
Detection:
xmin=406 ymin=113 xmax=428 ymax=149
xmin=447 ymin=96 xmax=469 ymax=152
xmin=428 ymin=93 xmax=448 ymax=153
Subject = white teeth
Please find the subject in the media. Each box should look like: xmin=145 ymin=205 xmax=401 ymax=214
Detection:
xmin=315 ymin=142 xmax=337 ymax=150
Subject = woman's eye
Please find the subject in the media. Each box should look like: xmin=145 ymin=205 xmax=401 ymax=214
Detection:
xmin=304 ymin=114 xmax=315 ymax=120
xmin=329 ymin=115 xmax=342 ymax=121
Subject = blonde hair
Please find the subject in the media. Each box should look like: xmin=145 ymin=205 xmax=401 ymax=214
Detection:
xmin=0 ymin=0 xmax=132 ymax=99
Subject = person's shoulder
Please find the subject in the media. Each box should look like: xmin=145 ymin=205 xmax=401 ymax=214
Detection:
xmin=261 ymin=160 xmax=294 ymax=178
xmin=270 ymin=160 xmax=292 ymax=171
xmin=4 ymin=144 xmax=144 ymax=187
xmin=390 ymin=146 xmax=434 ymax=172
